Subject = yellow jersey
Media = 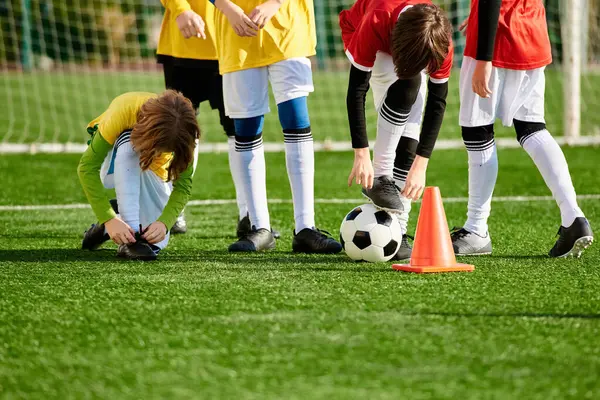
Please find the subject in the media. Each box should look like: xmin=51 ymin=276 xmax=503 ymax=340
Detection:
xmin=157 ymin=0 xmax=218 ymax=61
xmin=87 ymin=92 xmax=173 ymax=182
xmin=214 ymin=0 xmax=317 ymax=74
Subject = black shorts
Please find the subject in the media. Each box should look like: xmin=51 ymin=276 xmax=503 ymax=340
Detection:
xmin=158 ymin=55 xmax=225 ymax=112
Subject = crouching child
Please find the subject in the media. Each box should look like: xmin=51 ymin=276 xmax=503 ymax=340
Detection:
xmin=78 ymin=90 xmax=199 ymax=260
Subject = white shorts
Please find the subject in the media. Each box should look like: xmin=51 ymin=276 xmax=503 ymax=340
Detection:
xmin=370 ymin=52 xmax=428 ymax=139
xmin=223 ymin=57 xmax=314 ymax=119
xmin=459 ymin=56 xmax=546 ymax=128
xmin=101 ymin=133 xmax=172 ymax=249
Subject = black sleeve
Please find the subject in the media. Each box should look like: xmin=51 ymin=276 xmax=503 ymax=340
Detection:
xmin=346 ymin=65 xmax=372 ymax=149
xmin=476 ymin=0 xmax=502 ymax=61
xmin=416 ymin=80 xmax=448 ymax=158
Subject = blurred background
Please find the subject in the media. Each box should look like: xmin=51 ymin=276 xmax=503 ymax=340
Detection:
xmin=0 ymin=0 xmax=599 ymax=151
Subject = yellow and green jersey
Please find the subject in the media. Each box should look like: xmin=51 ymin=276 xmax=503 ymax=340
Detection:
xmin=87 ymin=92 xmax=174 ymax=181
xmin=213 ymin=0 xmax=317 ymax=74
xmin=79 ymin=92 xmax=194 ymax=227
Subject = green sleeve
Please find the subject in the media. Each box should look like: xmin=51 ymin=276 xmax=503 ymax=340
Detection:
xmin=77 ymin=133 xmax=117 ymax=224
xmin=157 ymin=162 xmax=194 ymax=229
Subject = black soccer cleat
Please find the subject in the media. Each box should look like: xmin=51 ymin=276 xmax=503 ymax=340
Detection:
xmin=237 ymin=214 xmax=280 ymax=239
xmin=549 ymin=217 xmax=594 ymax=258
xmin=117 ymin=234 xmax=160 ymax=261
xmin=362 ymin=176 xmax=403 ymax=212
xmin=229 ymin=228 xmax=276 ymax=252
xmin=82 ymin=223 xmax=109 ymax=251
xmin=81 ymin=199 xmax=118 ymax=251
xmin=292 ymin=228 xmax=343 ymax=254
xmin=392 ymin=234 xmax=413 ymax=261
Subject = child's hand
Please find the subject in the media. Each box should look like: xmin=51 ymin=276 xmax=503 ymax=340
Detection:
xmin=458 ymin=16 xmax=469 ymax=36
xmin=402 ymin=156 xmax=428 ymax=201
xmin=348 ymin=148 xmax=374 ymax=189
xmin=248 ymin=0 xmax=283 ymax=29
xmin=216 ymin=0 xmax=258 ymax=37
xmin=105 ymin=217 xmax=136 ymax=245
xmin=472 ymin=60 xmax=493 ymax=98
xmin=142 ymin=222 xmax=168 ymax=244
xmin=176 ymin=10 xmax=206 ymax=39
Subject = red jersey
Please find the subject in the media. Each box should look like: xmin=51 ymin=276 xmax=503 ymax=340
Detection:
xmin=339 ymin=0 xmax=453 ymax=82
xmin=463 ymin=0 xmax=552 ymax=70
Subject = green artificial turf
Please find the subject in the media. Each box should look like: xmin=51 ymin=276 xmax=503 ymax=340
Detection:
xmin=1 ymin=147 xmax=599 ymax=399
xmin=2 ymin=69 xmax=600 ymax=145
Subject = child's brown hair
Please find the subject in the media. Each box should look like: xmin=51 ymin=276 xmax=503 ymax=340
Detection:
xmin=391 ymin=4 xmax=452 ymax=79
xmin=130 ymin=90 xmax=200 ymax=181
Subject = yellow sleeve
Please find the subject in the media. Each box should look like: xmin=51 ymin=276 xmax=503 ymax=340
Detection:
xmin=161 ymin=0 xmax=192 ymax=16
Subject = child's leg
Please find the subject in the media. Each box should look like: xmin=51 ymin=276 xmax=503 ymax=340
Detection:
xmin=509 ymin=69 xmax=584 ymax=228
xmin=215 ymin=83 xmax=248 ymax=221
xmin=269 ymin=57 xmax=315 ymax=233
xmin=393 ymin=135 xmax=418 ymax=235
xmin=112 ymin=133 xmax=142 ymax=234
xmin=459 ymin=57 xmax=502 ymax=237
xmin=277 ymin=96 xmax=314 ymax=233
xmin=139 ymin=170 xmax=172 ymax=250
xmin=223 ymin=66 xmax=271 ymax=232
xmin=372 ymin=75 xmax=421 ymax=179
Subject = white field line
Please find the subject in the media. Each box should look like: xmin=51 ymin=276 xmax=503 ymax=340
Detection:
xmin=1 ymin=194 xmax=599 ymax=212
xmin=1 ymin=136 xmax=600 ymax=154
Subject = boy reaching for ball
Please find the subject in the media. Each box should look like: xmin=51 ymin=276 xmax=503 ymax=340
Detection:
xmin=340 ymin=0 xmax=453 ymax=259
xmin=450 ymin=0 xmax=593 ymax=257
xmin=78 ymin=91 xmax=199 ymax=260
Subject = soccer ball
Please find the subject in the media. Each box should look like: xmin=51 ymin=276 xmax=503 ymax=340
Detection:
xmin=340 ymin=204 xmax=402 ymax=262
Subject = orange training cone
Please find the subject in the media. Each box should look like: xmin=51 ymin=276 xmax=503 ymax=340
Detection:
xmin=393 ymin=187 xmax=475 ymax=273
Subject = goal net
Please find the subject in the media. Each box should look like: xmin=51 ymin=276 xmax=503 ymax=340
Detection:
xmin=0 ymin=0 xmax=598 ymax=152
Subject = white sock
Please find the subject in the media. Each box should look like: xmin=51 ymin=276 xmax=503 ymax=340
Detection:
xmin=113 ymin=136 xmax=141 ymax=233
xmin=284 ymin=129 xmax=315 ymax=233
xmin=464 ymin=139 xmax=498 ymax=236
xmin=228 ymin=136 xmax=248 ymax=219
xmin=522 ymin=130 xmax=584 ymax=227
xmin=393 ymin=179 xmax=411 ymax=235
xmin=235 ymin=134 xmax=270 ymax=230
xmin=373 ymin=102 xmax=409 ymax=177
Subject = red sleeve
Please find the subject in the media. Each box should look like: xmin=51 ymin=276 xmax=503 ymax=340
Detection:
xmin=430 ymin=41 xmax=454 ymax=82
xmin=343 ymin=10 xmax=389 ymax=72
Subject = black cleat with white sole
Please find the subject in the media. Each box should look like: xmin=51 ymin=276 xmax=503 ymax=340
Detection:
xmin=391 ymin=234 xmax=413 ymax=261
xmin=549 ymin=217 xmax=594 ymax=258
xmin=237 ymin=214 xmax=281 ymax=240
xmin=117 ymin=234 xmax=160 ymax=261
xmin=362 ymin=176 xmax=403 ymax=212
xmin=292 ymin=228 xmax=342 ymax=254
xmin=229 ymin=228 xmax=276 ymax=252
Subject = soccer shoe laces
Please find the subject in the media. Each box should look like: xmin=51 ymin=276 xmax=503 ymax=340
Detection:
xmin=315 ymin=228 xmax=335 ymax=239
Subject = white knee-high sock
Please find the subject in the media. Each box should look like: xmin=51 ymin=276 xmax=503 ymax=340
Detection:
xmin=521 ymin=130 xmax=584 ymax=227
xmin=228 ymin=136 xmax=248 ymax=219
xmin=373 ymin=101 xmax=409 ymax=177
xmin=284 ymin=129 xmax=315 ymax=233
xmin=235 ymin=134 xmax=270 ymax=230
xmin=113 ymin=135 xmax=141 ymax=233
xmin=464 ymin=139 xmax=498 ymax=236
